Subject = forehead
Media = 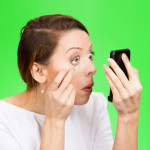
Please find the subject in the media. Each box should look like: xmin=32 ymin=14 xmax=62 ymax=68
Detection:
xmin=57 ymin=30 xmax=92 ymax=49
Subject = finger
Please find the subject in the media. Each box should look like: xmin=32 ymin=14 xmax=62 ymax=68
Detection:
xmin=122 ymin=53 xmax=135 ymax=80
xmin=105 ymin=72 xmax=133 ymax=109
xmin=61 ymin=84 xmax=74 ymax=103
xmin=64 ymin=85 xmax=76 ymax=106
xmin=103 ymin=64 xmax=126 ymax=95
xmin=108 ymin=58 xmax=129 ymax=88
xmin=68 ymin=89 xmax=76 ymax=105
xmin=105 ymin=72 xmax=120 ymax=102
xmin=58 ymin=68 xmax=75 ymax=94
xmin=51 ymin=69 xmax=69 ymax=91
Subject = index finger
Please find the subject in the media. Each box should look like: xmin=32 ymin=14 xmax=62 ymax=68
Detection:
xmin=58 ymin=68 xmax=75 ymax=93
xmin=51 ymin=69 xmax=69 ymax=91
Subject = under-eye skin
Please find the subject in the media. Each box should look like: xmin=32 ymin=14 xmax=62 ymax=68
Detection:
xmin=71 ymin=51 xmax=95 ymax=65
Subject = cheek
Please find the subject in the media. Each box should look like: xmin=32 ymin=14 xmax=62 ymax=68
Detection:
xmin=70 ymin=70 xmax=83 ymax=89
xmin=47 ymin=63 xmax=72 ymax=85
xmin=47 ymin=55 xmax=85 ymax=87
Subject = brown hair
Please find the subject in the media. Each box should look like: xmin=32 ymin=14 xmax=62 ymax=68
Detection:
xmin=17 ymin=14 xmax=89 ymax=91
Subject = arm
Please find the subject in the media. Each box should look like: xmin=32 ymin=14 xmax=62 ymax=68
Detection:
xmin=39 ymin=68 xmax=76 ymax=150
xmin=113 ymin=113 xmax=139 ymax=150
xmin=40 ymin=117 xmax=65 ymax=150
xmin=103 ymin=53 xmax=142 ymax=150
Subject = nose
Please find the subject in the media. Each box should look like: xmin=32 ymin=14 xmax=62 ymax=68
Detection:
xmin=86 ymin=60 xmax=97 ymax=76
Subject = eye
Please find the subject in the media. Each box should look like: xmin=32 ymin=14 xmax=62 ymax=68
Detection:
xmin=88 ymin=51 xmax=95 ymax=60
xmin=72 ymin=55 xmax=80 ymax=64
xmin=71 ymin=51 xmax=95 ymax=64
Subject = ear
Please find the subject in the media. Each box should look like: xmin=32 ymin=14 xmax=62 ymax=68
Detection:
xmin=30 ymin=62 xmax=47 ymax=84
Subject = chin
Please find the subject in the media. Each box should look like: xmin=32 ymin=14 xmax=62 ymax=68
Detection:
xmin=74 ymin=93 xmax=91 ymax=105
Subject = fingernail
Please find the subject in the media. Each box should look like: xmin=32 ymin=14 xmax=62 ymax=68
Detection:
xmin=63 ymin=68 xmax=67 ymax=72
xmin=69 ymin=68 xmax=75 ymax=72
xmin=122 ymin=53 xmax=129 ymax=61
xmin=108 ymin=58 xmax=112 ymax=64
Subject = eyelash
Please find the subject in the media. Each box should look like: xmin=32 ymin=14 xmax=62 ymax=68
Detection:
xmin=71 ymin=51 xmax=96 ymax=64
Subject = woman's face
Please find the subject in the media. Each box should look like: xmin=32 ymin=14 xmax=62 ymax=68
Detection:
xmin=46 ymin=29 xmax=97 ymax=105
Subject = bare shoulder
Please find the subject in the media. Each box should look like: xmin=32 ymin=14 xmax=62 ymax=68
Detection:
xmin=1 ymin=92 xmax=25 ymax=105
xmin=2 ymin=95 xmax=18 ymax=105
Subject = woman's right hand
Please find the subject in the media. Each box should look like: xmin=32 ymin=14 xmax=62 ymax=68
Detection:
xmin=44 ymin=68 xmax=76 ymax=122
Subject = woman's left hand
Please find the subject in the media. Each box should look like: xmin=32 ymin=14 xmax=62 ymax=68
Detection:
xmin=103 ymin=53 xmax=142 ymax=120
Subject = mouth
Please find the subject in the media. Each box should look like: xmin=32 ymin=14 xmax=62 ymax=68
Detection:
xmin=82 ymin=83 xmax=94 ymax=92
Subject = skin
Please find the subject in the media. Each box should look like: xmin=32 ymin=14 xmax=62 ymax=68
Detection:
xmin=103 ymin=54 xmax=142 ymax=150
xmin=43 ymin=29 xmax=97 ymax=105
xmin=104 ymin=55 xmax=142 ymax=119
xmin=2 ymin=29 xmax=142 ymax=149
xmin=3 ymin=29 xmax=97 ymax=115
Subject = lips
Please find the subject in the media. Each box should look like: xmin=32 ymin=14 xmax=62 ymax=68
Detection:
xmin=82 ymin=83 xmax=94 ymax=89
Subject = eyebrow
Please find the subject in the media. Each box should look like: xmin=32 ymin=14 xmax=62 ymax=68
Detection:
xmin=65 ymin=44 xmax=93 ymax=54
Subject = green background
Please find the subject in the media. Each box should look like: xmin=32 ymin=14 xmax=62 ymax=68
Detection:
xmin=0 ymin=0 xmax=149 ymax=149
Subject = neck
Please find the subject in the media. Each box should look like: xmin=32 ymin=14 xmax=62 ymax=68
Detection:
xmin=20 ymin=88 xmax=46 ymax=115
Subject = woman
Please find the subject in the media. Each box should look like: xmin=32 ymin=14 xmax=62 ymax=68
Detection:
xmin=0 ymin=14 xmax=142 ymax=150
